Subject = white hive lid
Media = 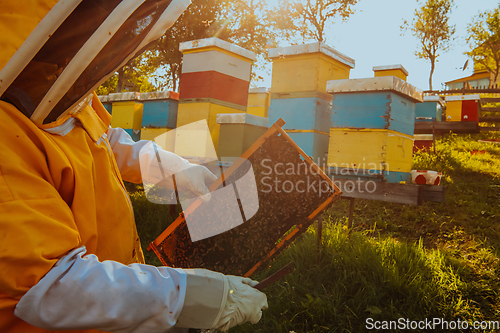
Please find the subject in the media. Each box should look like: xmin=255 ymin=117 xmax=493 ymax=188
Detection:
xmin=268 ymin=42 xmax=355 ymax=69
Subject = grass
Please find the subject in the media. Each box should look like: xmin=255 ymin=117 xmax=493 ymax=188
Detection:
xmin=130 ymin=131 xmax=500 ymax=332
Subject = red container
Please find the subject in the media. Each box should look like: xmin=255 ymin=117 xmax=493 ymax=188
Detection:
xmin=461 ymin=100 xmax=479 ymax=122
xmin=413 ymin=134 xmax=433 ymax=152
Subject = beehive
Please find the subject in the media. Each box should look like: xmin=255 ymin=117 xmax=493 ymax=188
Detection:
xmin=328 ymin=76 xmax=423 ymax=136
xmin=247 ymin=87 xmax=270 ymax=117
xmin=268 ymin=42 xmax=355 ymax=94
xmin=176 ymin=99 xmax=245 ymax=152
xmin=445 ymin=95 xmax=480 ymax=122
xmin=373 ymin=64 xmax=409 ymax=81
xmin=217 ymin=113 xmax=269 ymax=159
xmin=328 ymin=128 xmax=414 ymax=183
xmin=140 ymin=91 xmax=179 ymax=129
xmin=110 ymin=101 xmax=144 ymax=130
xmin=415 ymin=95 xmax=443 ymax=122
xmin=178 ymin=38 xmax=256 ymax=108
xmin=97 ymin=95 xmax=113 ymax=114
xmin=413 ymin=134 xmax=433 ymax=152
xmin=148 ymin=119 xmax=342 ymax=276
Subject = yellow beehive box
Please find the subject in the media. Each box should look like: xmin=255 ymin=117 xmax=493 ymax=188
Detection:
xmin=177 ymin=100 xmax=245 ymax=152
xmin=445 ymin=100 xmax=462 ymax=121
xmin=141 ymin=128 xmax=170 ymax=141
xmin=328 ymin=128 xmax=414 ymax=174
xmin=373 ymin=64 xmax=409 ymax=81
xmin=268 ymin=42 xmax=355 ymax=94
xmin=247 ymin=87 xmax=270 ymax=117
xmin=110 ymin=101 xmax=143 ymax=130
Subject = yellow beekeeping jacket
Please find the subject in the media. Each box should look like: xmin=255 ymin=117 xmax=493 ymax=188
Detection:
xmin=0 ymin=94 xmax=145 ymax=333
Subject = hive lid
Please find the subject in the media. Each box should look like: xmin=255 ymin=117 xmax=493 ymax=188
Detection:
xmin=179 ymin=37 xmax=257 ymax=61
xmin=107 ymin=92 xmax=141 ymax=102
xmin=249 ymin=87 xmax=269 ymax=94
xmin=373 ymin=64 xmax=409 ymax=76
xmin=445 ymin=94 xmax=480 ymax=102
xmin=97 ymin=95 xmax=109 ymax=103
xmin=326 ymin=76 xmax=423 ymax=102
xmin=216 ymin=113 xmax=269 ymax=128
xmin=140 ymin=91 xmax=179 ymax=101
xmin=268 ymin=42 xmax=355 ymax=69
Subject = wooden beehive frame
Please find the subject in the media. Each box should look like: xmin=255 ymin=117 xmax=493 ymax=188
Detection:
xmin=148 ymin=118 xmax=342 ymax=277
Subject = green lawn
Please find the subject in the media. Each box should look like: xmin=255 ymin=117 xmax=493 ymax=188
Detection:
xmin=131 ymin=131 xmax=500 ymax=333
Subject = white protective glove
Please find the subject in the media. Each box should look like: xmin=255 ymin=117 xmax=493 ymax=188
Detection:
xmin=176 ymin=269 xmax=268 ymax=331
xmin=138 ymin=141 xmax=217 ymax=203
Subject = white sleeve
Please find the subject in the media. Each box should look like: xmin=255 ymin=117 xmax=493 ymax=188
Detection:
xmin=14 ymin=247 xmax=187 ymax=333
xmin=106 ymin=127 xmax=189 ymax=184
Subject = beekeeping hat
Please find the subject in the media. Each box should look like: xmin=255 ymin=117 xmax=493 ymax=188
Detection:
xmin=0 ymin=0 xmax=190 ymax=125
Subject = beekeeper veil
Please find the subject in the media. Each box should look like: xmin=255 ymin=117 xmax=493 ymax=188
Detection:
xmin=0 ymin=0 xmax=190 ymax=125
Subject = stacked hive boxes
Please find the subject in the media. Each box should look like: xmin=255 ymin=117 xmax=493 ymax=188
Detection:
xmin=415 ymin=95 xmax=443 ymax=122
xmin=108 ymin=92 xmax=143 ymax=141
xmin=445 ymin=95 xmax=480 ymax=122
xmin=327 ymin=75 xmax=423 ymax=183
xmin=247 ymin=87 xmax=270 ymax=117
xmin=177 ymin=38 xmax=256 ymax=152
xmin=140 ymin=91 xmax=179 ymax=141
xmin=267 ymin=42 xmax=355 ymax=166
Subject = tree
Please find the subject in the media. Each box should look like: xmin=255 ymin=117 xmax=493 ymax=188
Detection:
xmin=465 ymin=5 xmax=500 ymax=84
xmin=272 ymin=0 xmax=359 ymax=44
xmin=401 ymin=0 xmax=455 ymax=91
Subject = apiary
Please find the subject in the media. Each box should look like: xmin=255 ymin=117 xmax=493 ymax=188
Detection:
xmin=148 ymin=119 xmax=342 ymax=276
xmin=328 ymin=76 xmax=423 ymax=136
xmin=97 ymin=95 xmax=112 ymax=114
xmin=415 ymin=95 xmax=443 ymax=122
xmin=140 ymin=91 xmax=179 ymax=129
xmin=217 ymin=113 xmax=269 ymax=159
xmin=373 ymin=64 xmax=409 ymax=81
xmin=445 ymin=95 xmax=480 ymax=122
xmin=328 ymin=128 xmax=414 ymax=183
xmin=247 ymin=87 xmax=270 ymax=117
xmin=268 ymin=42 xmax=355 ymax=94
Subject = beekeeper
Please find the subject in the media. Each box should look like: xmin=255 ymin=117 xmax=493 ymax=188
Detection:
xmin=0 ymin=1 xmax=267 ymax=332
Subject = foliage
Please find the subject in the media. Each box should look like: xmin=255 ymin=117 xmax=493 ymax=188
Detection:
xmin=401 ymin=0 xmax=455 ymax=91
xmin=465 ymin=5 xmax=500 ymax=84
xmin=96 ymin=54 xmax=159 ymax=95
xmin=273 ymin=0 xmax=359 ymax=43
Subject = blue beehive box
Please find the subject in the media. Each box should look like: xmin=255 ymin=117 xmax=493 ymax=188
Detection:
xmin=327 ymin=76 xmax=423 ymax=136
xmin=268 ymin=92 xmax=332 ymax=133
xmin=415 ymin=95 xmax=443 ymax=122
xmin=103 ymin=103 xmax=113 ymax=115
xmin=141 ymin=91 xmax=179 ymax=129
xmin=286 ymin=131 xmax=330 ymax=166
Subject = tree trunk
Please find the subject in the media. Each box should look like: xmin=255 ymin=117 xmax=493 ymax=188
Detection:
xmin=429 ymin=60 xmax=435 ymax=91
xmin=117 ymin=67 xmax=124 ymax=93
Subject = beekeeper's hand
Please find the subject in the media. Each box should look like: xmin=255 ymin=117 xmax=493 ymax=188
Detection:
xmin=174 ymin=164 xmax=217 ymax=202
xmin=176 ymin=269 xmax=268 ymax=330
xmin=215 ymin=275 xmax=268 ymax=331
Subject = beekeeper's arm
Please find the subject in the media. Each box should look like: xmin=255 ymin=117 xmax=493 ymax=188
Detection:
xmin=106 ymin=127 xmax=217 ymax=201
xmin=15 ymin=247 xmax=268 ymax=332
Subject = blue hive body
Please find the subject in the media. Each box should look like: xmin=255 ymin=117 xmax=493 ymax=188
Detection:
xmin=415 ymin=101 xmax=442 ymax=122
xmin=331 ymin=91 xmax=416 ymax=136
xmin=142 ymin=99 xmax=179 ymax=129
xmin=268 ymin=96 xmax=332 ymax=132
